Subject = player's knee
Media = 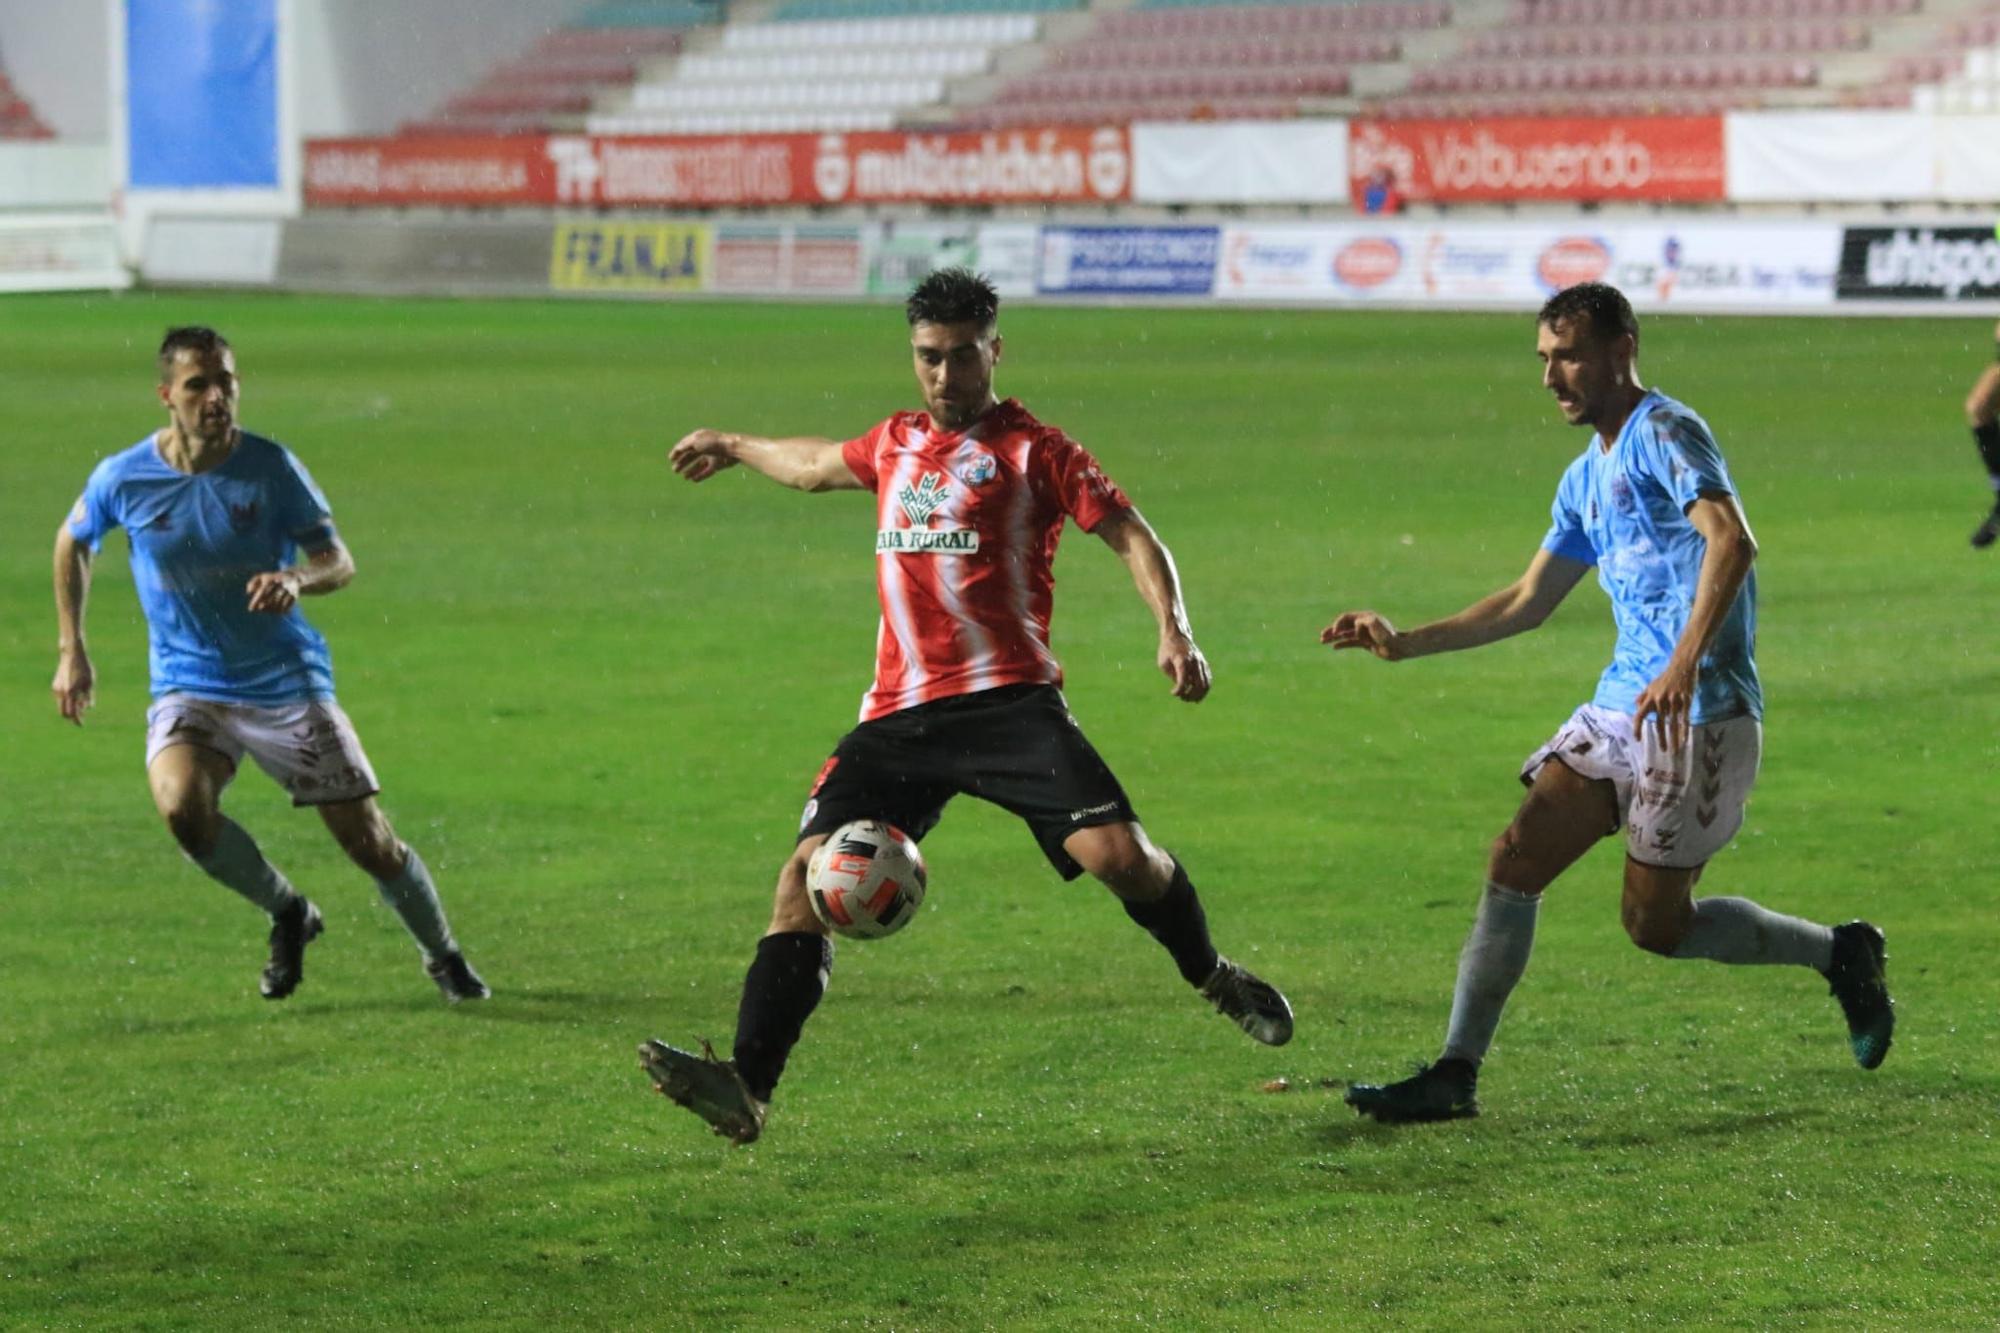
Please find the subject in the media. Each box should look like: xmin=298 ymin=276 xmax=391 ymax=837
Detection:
xmin=336 ymin=821 xmax=401 ymax=878
xmin=162 ymin=803 xmax=219 ymax=859
xmin=768 ymin=846 xmax=824 ymax=933
xmin=1622 ymin=898 xmax=1689 ymax=955
xmin=1486 ymin=824 xmax=1534 ymax=884
xmin=1075 ymin=832 xmax=1160 ymax=896
xmin=155 ymin=785 xmax=219 ymax=857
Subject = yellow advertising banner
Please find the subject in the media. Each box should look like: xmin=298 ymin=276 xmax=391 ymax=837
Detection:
xmin=551 ymin=221 xmax=710 ymax=292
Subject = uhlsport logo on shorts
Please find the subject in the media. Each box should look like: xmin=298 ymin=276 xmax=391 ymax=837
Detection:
xmin=880 ymin=470 xmax=980 ymax=554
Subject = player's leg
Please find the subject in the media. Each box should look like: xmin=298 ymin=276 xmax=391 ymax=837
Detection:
xmin=1347 ymin=734 xmax=1619 ymax=1124
xmin=640 ymin=840 xmax=829 ymax=1145
xmin=946 ymin=684 xmax=1292 ymax=1045
xmin=316 ymin=795 xmax=487 ymax=1003
xmin=642 ymin=715 xmax=946 ymax=1143
xmin=1441 ymin=756 xmax=1615 ymax=1062
xmin=1060 ymin=820 xmax=1293 ymax=1046
xmin=1965 ymin=360 xmax=2000 ymax=548
xmin=146 ymin=702 xmax=322 ymax=1000
xmin=1625 ymin=714 xmax=1892 ymax=1067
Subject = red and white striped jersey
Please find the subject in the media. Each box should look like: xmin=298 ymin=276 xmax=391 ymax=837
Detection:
xmin=839 ymin=398 xmax=1132 ymax=722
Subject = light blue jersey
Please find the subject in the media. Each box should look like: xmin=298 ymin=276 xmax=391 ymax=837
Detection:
xmin=69 ymin=431 xmax=339 ymax=706
xmin=1541 ymin=390 xmax=1761 ymax=724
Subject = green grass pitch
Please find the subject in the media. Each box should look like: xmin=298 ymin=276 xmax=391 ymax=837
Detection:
xmin=2 ymin=292 xmax=1996 ymax=1328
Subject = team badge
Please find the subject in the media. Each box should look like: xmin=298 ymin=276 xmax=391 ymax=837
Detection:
xmin=956 ymin=451 xmax=997 ymax=487
xmin=229 ymin=501 xmax=259 ymax=532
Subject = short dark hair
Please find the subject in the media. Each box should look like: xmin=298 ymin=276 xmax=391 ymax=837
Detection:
xmin=158 ymin=326 xmax=232 ymax=381
xmin=906 ymin=267 xmax=999 ymax=331
xmin=1537 ymin=283 xmax=1638 ymax=348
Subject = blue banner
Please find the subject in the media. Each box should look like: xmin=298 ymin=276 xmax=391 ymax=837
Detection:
xmin=1036 ymin=226 xmax=1219 ymax=297
xmin=128 ymin=0 xmax=279 ymax=189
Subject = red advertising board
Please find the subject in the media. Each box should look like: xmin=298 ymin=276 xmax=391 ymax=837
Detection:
xmin=305 ymin=127 xmax=1131 ymax=209
xmin=1348 ymin=117 xmax=1725 ymax=204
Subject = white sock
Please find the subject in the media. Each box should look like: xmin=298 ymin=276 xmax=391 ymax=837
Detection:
xmin=1440 ymin=883 xmax=1542 ymax=1066
xmin=374 ymin=846 xmax=458 ymax=963
xmin=193 ymin=817 xmax=300 ymax=916
xmin=1671 ymin=896 xmax=1834 ymax=970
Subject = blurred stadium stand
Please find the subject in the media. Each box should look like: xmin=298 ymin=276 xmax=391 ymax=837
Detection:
xmin=0 ymin=45 xmax=54 ymax=139
xmin=393 ymin=0 xmax=2000 ymax=138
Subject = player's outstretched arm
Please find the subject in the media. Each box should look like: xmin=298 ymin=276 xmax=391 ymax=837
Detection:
xmin=1631 ymin=493 xmax=1757 ymax=747
xmin=52 ymin=523 xmax=95 ymax=725
xmin=1321 ymin=548 xmax=1592 ymax=661
xmin=669 ymin=429 xmax=864 ymax=493
xmin=1094 ymin=508 xmax=1211 ymax=702
xmin=246 ymin=539 xmax=354 ymax=615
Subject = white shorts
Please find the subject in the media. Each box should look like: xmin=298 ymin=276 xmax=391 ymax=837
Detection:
xmin=145 ymin=694 xmax=381 ymax=807
xmin=1521 ymin=703 xmax=1761 ymax=870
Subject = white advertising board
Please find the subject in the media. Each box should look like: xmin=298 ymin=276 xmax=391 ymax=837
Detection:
xmin=1213 ymin=221 xmax=1840 ymax=311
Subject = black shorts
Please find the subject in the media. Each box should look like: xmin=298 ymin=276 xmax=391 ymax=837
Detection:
xmin=796 ymin=684 xmax=1138 ymax=881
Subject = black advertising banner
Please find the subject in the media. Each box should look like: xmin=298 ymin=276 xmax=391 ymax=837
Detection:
xmin=1837 ymin=226 xmax=2000 ymax=302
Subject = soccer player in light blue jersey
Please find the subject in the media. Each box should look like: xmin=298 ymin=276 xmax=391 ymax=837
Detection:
xmin=1321 ymin=283 xmax=1893 ymax=1123
xmin=52 ymin=327 xmax=488 ymax=1005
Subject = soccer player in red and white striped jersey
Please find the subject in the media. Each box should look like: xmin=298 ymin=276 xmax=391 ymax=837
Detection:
xmin=639 ymin=269 xmax=1292 ymax=1144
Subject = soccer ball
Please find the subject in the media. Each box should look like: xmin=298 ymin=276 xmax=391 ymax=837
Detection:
xmin=805 ymin=820 xmax=927 ymax=940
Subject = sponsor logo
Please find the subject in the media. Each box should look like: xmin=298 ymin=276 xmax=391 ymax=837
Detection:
xmin=1224 ymin=232 xmax=1314 ymax=288
xmin=814 ymin=134 xmax=852 ymax=202
xmin=1422 ymin=233 xmax=1511 ymax=295
xmin=307 ymin=145 xmax=534 ymax=200
xmin=877 ymin=529 xmax=980 ymax=554
xmin=552 ymin=222 xmax=708 ymax=292
xmin=896 ymin=471 xmax=951 ymax=527
xmin=1087 ymin=127 xmax=1129 ymax=200
xmin=550 ymin=136 xmax=794 ymax=208
xmin=1843 ymin=227 xmax=2000 ymax=301
xmin=1041 ymin=226 xmax=1219 ymax=295
xmin=826 ymin=129 xmax=1130 ymax=205
xmin=1333 ymin=237 xmax=1402 ymax=288
xmin=799 ymin=797 xmax=819 ymax=832
xmin=1538 ymin=236 xmax=1612 ymax=291
xmin=1069 ymin=801 xmax=1121 ymax=822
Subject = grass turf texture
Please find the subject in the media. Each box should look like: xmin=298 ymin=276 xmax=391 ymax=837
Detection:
xmin=2 ymin=292 xmax=1996 ymax=1328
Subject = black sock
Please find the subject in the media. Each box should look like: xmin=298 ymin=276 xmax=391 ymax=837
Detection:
xmin=1121 ymin=858 xmax=1221 ymax=986
xmin=1975 ymin=421 xmax=2000 ymax=494
xmin=732 ymin=931 xmax=832 ymax=1102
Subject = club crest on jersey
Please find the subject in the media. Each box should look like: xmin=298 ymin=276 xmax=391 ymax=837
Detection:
xmin=229 ymin=501 xmax=259 ymax=532
xmin=956 ymin=450 xmax=997 ymax=487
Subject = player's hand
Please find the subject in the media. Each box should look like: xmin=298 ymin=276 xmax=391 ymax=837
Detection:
xmin=52 ymin=649 xmax=94 ymax=725
xmin=1159 ymin=632 xmax=1211 ymax=703
xmin=669 ymin=429 xmax=739 ymax=483
xmin=1320 ymin=611 xmax=1409 ymax=660
xmin=1633 ymin=661 xmax=1698 ymax=750
xmin=246 ymin=570 xmax=302 ymax=614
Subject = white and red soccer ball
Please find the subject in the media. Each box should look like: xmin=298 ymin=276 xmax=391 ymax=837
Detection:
xmin=805 ymin=820 xmax=927 ymax=940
